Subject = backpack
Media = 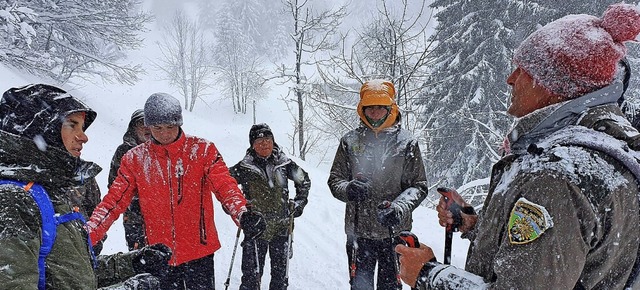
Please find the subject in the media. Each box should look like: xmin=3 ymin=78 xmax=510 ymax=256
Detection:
xmin=0 ymin=180 xmax=96 ymax=290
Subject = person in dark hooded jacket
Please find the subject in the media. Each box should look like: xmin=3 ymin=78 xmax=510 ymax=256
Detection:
xmin=229 ymin=123 xmax=311 ymax=290
xmin=395 ymin=4 xmax=640 ymax=290
xmin=0 ymin=84 xmax=172 ymax=289
xmin=108 ymin=109 xmax=150 ymax=251
xmin=327 ymin=79 xmax=428 ymax=290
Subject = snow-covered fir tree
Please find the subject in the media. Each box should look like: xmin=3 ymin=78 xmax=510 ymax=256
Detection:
xmin=420 ymin=0 xmax=518 ymax=205
xmin=0 ymin=0 xmax=150 ymax=84
xmin=421 ymin=0 xmax=637 ymax=205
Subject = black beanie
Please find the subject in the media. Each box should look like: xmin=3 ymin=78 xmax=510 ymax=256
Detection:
xmin=127 ymin=109 xmax=144 ymax=128
xmin=249 ymin=123 xmax=273 ymax=145
xmin=131 ymin=109 xmax=144 ymax=122
xmin=144 ymin=93 xmax=183 ymax=127
xmin=0 ymin=84 xmax=96 ymax=149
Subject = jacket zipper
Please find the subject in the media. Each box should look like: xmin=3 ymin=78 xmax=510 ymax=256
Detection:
xmin=199 ymin=175 xmax=207 ymax=245
xmin=166 ymin=150 xmax=178 ymax=265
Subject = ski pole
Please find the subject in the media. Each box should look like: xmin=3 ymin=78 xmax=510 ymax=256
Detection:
xmin=350 ymin=172 xmax=368 ymax=284
xmin=284 ymin=199 xmax=296 ymax=287
xmin=224 ymin=228 xmax=242 ymax=290
xmin=378 ymin=200 xmax=402 ymax=287
xmin=254 ymin=240 xmax=260 ymax=290
xmin=436 ymin=187 xmax=462 ymax=265
xmin=398 ymin=231 xmax=420 ymax=248
xmin=398 ymin=231 xmax=420 ymax=290
xmin=350 ymin=201 xmax=359 ymax=284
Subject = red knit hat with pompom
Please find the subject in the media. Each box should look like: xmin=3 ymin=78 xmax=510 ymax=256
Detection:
xmin=513 ymin=3 xmax=640 ymax=99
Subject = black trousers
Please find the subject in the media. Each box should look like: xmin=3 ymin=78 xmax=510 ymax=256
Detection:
xmin=346 ymin=236 xmax=402 ymax=290
xmin=240 ymin=235 xmax=290 ymax=290
xmin=161 ymin=254 xmax=215 ymax=290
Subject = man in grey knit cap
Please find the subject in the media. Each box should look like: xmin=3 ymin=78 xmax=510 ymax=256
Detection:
xmin=89 ymin=93 xmax=266 ymax=290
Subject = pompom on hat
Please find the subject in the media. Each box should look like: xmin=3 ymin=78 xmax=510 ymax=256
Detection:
xmin=357 ymin=79 xmax=399 ymax=133
xmin=513 ymin=3 xmax=640 ymax=99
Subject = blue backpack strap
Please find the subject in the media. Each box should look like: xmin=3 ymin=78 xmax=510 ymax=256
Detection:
xmin=0 ymin=180 xmax=53 ymax=290
xmin=54 ymin=211 xmax=97 ymax=268
xmin=0 ymin=180 xmax=97 ymax=290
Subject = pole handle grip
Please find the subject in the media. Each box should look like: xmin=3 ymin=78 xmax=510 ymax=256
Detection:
xmin=437 ymin=188 xmax=463 ymax=232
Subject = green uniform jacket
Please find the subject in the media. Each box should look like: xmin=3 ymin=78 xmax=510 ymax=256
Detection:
xmin=327 ymin=123 xmax=428 ymax=239
xmin=230 ymin=145 xmax=310 ymax=241
xmin=0 ymin=130 xmax=138 ymax=289
xmin=418 ymin=84 xmax=640 ymax=289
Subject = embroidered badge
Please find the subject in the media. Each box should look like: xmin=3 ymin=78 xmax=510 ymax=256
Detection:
xmin=508 ymin=198 xmax=553 ymax=245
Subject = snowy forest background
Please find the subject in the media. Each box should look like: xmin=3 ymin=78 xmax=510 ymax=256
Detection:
xmin=2 ymin=0 xmax=640 ymax=288
xmin=2 ymin=0 xmax=640 ymax=207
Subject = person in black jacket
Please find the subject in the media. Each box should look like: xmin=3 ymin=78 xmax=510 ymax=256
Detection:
xmin=108 ymin=109 xmax=150 ymax=250
xmin=230 ymin=123 xmax=311 ymax=290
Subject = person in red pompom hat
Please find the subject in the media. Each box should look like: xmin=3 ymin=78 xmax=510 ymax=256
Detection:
xmin=395 ymin=3 xmax=640 ymax=289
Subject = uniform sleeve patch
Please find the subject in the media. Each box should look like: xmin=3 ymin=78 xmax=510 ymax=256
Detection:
xmin=508 ymin=197 xmax=554 ymax=245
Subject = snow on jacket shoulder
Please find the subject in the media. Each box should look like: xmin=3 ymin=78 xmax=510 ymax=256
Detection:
xmin=88 ymin=132 xmax=247 ymax=266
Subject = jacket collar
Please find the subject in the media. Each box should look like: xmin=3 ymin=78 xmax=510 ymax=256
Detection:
xmin=150 ymin=129 xmax=186 ymax=156
xmin=508 ymin=81 xmax=624 ymax=154
xmin=242 ymin=144 xmax=289 ymax=168
xmin=0 ymin=130 xmax=101 ymax=188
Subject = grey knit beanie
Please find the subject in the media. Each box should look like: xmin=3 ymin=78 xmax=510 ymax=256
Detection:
xmin=144 ymin=93 xmax=183 ymax=126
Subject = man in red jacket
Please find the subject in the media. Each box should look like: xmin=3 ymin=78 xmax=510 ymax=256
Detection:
xmin=88 ymin=93 xmax=266 ymax=290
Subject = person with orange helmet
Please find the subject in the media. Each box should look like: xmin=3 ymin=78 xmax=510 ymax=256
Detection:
xmin=328 ymin=79 xmax=428 ymax=290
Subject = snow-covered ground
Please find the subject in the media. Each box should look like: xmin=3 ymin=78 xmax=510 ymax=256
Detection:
xmin=0 ymin=12 xmax=469 ymax=290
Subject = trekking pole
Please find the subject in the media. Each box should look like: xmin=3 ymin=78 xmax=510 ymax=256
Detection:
xmin=437 ymin=188 xmax=462 ymax=265
xmin=349 ymin=201 xmax=359 ymax=284
xmin=378 ymin=200 xmax=402 ymax=287
xmin=224 ymin=228 xmax=242 ymax=290
xmin=254 ymin=240 xmax=260 ymax=290
xmin=349 ymin=173 xmax=367 ymax=285
xmin=284 ymin=200 xmax=296 ymax=287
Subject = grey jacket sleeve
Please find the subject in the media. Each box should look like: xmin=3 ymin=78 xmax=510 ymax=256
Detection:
xmin=416 ymin=263 xmax=488 ymax=290
xmin=392 ymin=141 xmax=428 ymax=218
xmin=98 ymin=273 xmax=160 ymax=290
xmin=327 ymin=138 xmax=352 ymax=203
xmin=95 ymin=252 xmax=137 ymax=287
xmin=288 ymin=160 xmax=310 ymax=203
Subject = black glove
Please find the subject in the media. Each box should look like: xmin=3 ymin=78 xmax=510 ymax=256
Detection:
xmin=240 ymin=211 xmax=266 ymax=241
xmin=131 ymin=243 xmax=172 ymax=277
xmin=289 ymin=199 xmax=306 ymax=218
xmin=377 ymin=201 xmax=402 ymax=227
xmin=346 ymin=178 xmax=370 ymax=202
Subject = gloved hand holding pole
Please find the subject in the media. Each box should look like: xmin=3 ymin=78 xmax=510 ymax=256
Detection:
xmin=436 ymin=187 xmax=477 ymax=265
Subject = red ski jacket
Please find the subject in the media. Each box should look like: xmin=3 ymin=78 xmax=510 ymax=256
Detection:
xmin=88 ymin=132 xmax=247 ymax=265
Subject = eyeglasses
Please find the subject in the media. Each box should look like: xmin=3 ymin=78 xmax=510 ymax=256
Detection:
xmin=254 ymin=137 xmax=273 ymax=144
